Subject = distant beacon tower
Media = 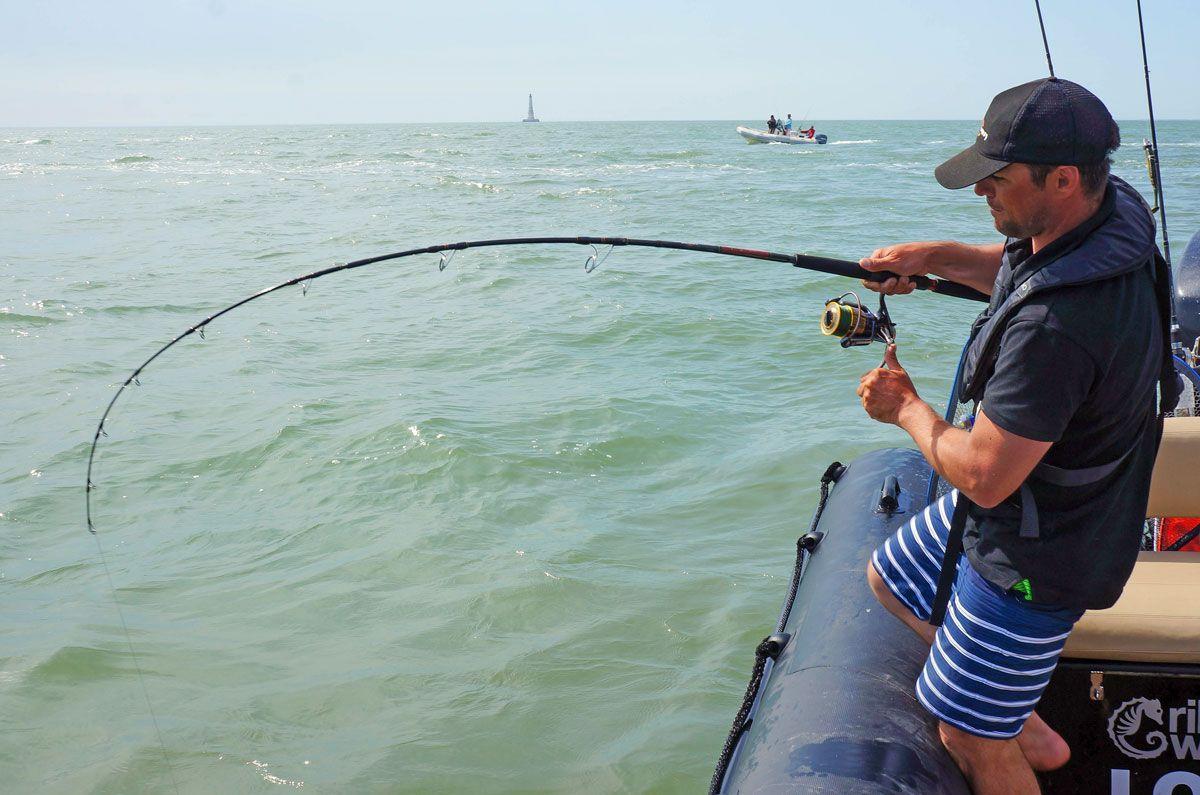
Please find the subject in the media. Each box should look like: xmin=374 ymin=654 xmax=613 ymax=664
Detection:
xmin=524 ymin=94 xmax=540 ymax=123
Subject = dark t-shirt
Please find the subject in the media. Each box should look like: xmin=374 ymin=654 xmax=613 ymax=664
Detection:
xmin=962 ymin=192 xmax=1162 ymax=611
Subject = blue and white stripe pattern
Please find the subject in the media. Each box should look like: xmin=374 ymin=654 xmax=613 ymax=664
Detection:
xmin=871 ymin=490 xmax=963 ymax=621
xmin=870 ymin=489 xmax=1083 ymax=739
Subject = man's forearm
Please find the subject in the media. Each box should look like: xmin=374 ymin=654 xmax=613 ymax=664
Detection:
xmin=927 ymin=242 xmax=1004 ymax=295
xmin=895 ymin=398 xmax=994 ymax=506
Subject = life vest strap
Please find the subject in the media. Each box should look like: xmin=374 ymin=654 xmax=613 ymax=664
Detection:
xmin=929 ymin=493 xmax=971 ymax=626
xmin=1016 ymin=446 xmax=1139 ymax=538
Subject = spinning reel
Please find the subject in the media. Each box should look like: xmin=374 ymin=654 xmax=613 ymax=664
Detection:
xmin=819 ymin=291 xmax=896 ymax=348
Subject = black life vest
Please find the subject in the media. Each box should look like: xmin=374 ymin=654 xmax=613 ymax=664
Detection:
xmin=959 ymin=176 xmax=1165 ymax=407
xmin=928 ymin=177 xmax=1180 ymax=624
xmin=955 ymin=176 xmax=1179 ymax=539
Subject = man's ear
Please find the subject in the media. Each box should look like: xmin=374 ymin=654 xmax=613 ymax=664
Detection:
xmin=1056 ymin=165 xmax=1082 ymax=195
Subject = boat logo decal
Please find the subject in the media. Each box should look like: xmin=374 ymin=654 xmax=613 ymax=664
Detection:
xmin=1107 ymin=698 xmax=1168 ymax=760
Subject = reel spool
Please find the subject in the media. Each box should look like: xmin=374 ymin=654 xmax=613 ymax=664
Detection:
xmin=819 ymin=292 xmax=896 ymax=348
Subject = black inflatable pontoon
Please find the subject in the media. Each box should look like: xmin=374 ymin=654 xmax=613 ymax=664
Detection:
xmin=716 ymin=450 xmax=970 ymax=794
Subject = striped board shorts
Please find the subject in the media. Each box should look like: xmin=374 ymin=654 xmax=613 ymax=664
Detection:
xmin=870 ymin=489 xmax=1084 ymax=739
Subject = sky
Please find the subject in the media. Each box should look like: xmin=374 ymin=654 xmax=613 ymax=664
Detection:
xmin=3 ymin=0 xmax=1197 ymax=126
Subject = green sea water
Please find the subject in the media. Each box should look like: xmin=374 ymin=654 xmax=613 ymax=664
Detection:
xmin=3 ymin=121 xmax=1199 ymax=792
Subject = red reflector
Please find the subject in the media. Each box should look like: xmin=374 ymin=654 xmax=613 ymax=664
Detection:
xmin=1158 ymin=517 xmax=1200 ymax=551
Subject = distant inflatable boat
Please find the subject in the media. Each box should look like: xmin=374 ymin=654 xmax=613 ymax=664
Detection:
xmin=737 ymin=126 xmax=828 ymax=145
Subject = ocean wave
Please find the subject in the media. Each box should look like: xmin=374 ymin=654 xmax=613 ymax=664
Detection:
xmin=24 ymin=138 xmax=52 ymax=145
xmin=100 ymin=302 xmax=214 ymax=316
xmin=534 ymin=185 xmax=619 ymax=200
xmin=830 ymin=139 xmax=877 ymax=145
xmin=111 ymin=154 xmax=155 ymax=163
xmin=436 ymin=176 xmax=502 ymax=193
xmin=22 ymin=561 xmax=91 ymax=585
xmin=0 ymin=311 xmax=59 ymax=326
xmin=25 ymin=645 xmax=125 ymax=684
xmin=836 ymin=161 xmax=925 ymax=171
xmin=641 ymin=149 xmax=705 ymax=161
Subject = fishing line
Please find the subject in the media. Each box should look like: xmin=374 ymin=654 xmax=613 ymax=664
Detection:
xmin=91 ymin=536 xmax=181 ymax=794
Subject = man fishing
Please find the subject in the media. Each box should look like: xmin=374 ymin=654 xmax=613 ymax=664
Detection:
xmin=854 ymin=78 xmax=1171 ymax=793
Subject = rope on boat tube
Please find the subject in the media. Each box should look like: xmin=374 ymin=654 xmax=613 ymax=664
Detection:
xmin=708 ymin=461 xmax=844 ymax=795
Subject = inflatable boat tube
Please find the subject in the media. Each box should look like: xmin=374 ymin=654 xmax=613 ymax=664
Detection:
xmin=1175 ymin=230 xmax=1200 ymax=353
xmin=719 ymin=448 xmax=970 ymax=794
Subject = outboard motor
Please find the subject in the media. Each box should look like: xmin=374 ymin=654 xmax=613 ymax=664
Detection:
xmin=815 ymin=133 xmax=829 ymax=145
xmin=1175 ymin=230 xmax=1200 ymax=354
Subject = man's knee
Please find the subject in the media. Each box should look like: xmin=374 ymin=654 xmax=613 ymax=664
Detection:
xmin=866 ymin=559 xmax=891 ymax=607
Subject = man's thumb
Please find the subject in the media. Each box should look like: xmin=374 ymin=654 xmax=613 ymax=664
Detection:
xmin=884 ymin=344 xmax=902 ymax=370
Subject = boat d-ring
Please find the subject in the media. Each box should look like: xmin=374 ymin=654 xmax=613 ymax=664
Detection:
xmin=584 ymin=244 xmax=613 ymax=274
xmin=437 ymin=250 xmax=456 ymax=272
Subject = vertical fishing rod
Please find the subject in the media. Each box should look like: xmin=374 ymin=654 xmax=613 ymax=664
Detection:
xmin=1137 ymin=0 xmax=1170 ymax=266
xmin=1034 ymin=0 xmax=1055 ymax=77
xmin=1135 ymin=0 xmax=1181 ymax=352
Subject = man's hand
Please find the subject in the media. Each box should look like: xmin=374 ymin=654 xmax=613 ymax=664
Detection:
xmin=857 ymin=345 xmax=921 ymax=425
xmin=861 ymin=240 xmax=1003 ymax=297
xmin=859 ymin=242 xmax=944 ymax=295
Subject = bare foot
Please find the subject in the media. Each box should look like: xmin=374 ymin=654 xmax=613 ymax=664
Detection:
xmin=1017 ymin=711 xmax=1071 ymax=772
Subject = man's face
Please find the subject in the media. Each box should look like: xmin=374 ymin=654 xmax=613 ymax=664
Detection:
xmin=973 ymin=164 xmax=1051 ymax=239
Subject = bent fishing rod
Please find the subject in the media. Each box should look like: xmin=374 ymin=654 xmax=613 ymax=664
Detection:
xmin=84 ymin=234 xmax=988 ymax=532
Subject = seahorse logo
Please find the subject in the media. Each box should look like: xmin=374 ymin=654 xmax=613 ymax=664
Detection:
xmin=1107 ymin=698 xmax=1169 ymax=760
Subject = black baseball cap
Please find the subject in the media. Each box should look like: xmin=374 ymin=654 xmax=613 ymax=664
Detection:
xmin=935 ymin=78 xmax=1119 ymax=189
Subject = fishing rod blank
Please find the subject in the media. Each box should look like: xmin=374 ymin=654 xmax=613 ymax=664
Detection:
xmin=84 ymin=235 xmax=988 ymax=533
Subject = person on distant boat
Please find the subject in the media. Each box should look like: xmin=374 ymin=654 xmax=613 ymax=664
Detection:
xmin=784 ymin=114 xmax=793 ymax=134
xmin=767 ymin=115 xmax=777 ymax=134
xmin=856 ymin=78 xmax=1170 ymax=794
xmin=803 ymin=126 xmax=815 ymax=139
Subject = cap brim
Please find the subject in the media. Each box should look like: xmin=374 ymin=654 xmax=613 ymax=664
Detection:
xmin=934 ymin=143 xmax=1010 ymax=189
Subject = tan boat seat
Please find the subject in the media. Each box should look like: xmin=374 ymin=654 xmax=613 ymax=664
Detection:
xmin=1063 ymin=417 xmax=1200 ymax=664
xmin=1064 ymin=552 xmax=1200 ymax=662
xmin=1144 ymin=415 xmax=1200 ymax=519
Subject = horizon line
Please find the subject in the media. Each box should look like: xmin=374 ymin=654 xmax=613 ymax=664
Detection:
xmin=3 ymin=118 xmax=1195 ymax=130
